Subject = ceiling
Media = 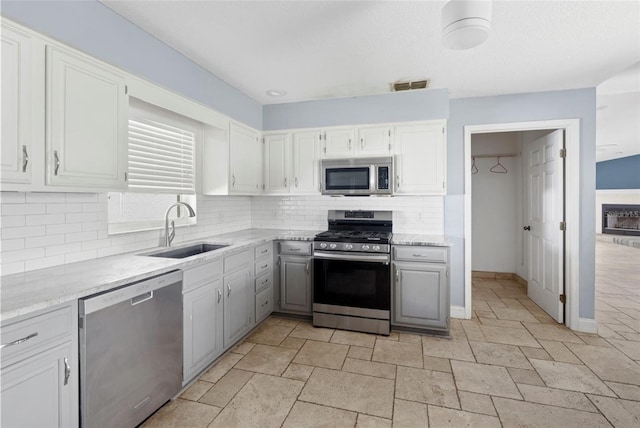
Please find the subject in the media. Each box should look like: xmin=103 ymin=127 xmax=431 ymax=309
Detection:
xmin=100 ymin=1 xmax=640 ymax=160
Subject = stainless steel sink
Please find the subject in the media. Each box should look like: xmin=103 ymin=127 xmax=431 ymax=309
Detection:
xmin=145 ymin=243 xmax=229 ymax=259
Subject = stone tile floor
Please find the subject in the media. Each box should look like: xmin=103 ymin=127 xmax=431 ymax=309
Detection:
xmin=143 ymin=241 xmax=640 ymax=427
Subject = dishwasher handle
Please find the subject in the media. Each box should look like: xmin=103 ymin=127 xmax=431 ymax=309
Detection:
xmin=80 ymin=270 xmax=182 ymax=315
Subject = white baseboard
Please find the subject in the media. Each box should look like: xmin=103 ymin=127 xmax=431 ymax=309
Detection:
xmin=450 ymin=305 xmax=468 ymax=319
xmin=576 ymin=317 xmax=598 ymax=334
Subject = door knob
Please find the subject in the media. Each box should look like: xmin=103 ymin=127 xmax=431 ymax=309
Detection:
xmin=523 ymin=226 xmax=531 ymax=231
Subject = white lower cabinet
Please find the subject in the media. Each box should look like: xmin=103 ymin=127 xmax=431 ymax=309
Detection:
xmin=0 ymin=304 xmax=77 ymax=428
xmin=392 ymin=246 xmax=450 ymax=332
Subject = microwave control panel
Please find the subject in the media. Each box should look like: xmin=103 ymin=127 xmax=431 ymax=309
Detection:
xmin=377 ymin=166 xmax=390 ymax=190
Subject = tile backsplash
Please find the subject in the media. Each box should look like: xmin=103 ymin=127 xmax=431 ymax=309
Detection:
xmin=251 ymin=195 xmax=443 ymax=234
xmin=1 ymin=192 xmax=443 ymax=275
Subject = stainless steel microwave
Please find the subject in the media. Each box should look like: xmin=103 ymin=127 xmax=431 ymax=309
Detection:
xmin=321 ymin=156 xmax=393 ymax=196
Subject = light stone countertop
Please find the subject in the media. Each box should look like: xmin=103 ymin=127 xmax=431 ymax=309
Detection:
xmin=0 ymin=228 xmax=319 ymax=323
xmin=391 ymin=234 xmax=451 ymax=247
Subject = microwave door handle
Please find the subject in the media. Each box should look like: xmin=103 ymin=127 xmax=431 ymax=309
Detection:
xmin=370 ymin=165 xmax=376 ymax=192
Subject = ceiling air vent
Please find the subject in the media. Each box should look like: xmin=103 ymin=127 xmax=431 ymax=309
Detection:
xmin=393 ymin=79 xmax=430 ymax=92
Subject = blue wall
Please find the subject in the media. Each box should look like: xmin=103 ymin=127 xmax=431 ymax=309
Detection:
xmin=449 ymin=89 xmax=597 ymax=318
xmin=596 ymin=155 xmax=640 ymax=189
xmin=1 ymin=0 xmax=263 ymax=129
xmin=264 ymin=89 xmax=449 ymax=130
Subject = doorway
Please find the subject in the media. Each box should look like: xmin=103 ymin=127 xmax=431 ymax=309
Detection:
xmin=470 ymin=129 xmax=565 ymax=323
xmin=464 ymin=119 xmax=585 ymax=332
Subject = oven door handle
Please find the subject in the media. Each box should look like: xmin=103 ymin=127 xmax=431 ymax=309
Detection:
xmin=314 ymin=251 xmax=390 ymax=264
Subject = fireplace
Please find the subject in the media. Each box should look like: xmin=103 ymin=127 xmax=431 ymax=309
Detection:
xmin=602 ymin=204 xmax=640 ymax=236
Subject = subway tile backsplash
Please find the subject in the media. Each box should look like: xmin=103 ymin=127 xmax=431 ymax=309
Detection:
xmin=0 ymin=192 xmax=443 ymax=275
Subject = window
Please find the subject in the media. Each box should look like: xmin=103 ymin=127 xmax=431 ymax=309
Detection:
xmin=108 ymin=99 xmax=200 ymax=235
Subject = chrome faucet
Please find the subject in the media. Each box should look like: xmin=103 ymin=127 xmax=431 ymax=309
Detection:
xmin=164 ymin=202 xmax=196 ymax=247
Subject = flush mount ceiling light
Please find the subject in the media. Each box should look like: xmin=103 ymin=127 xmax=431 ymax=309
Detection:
xmin=266 ymin=89 xmax=287 ymax=97
xmin=441 ymin=0 xmax=492 ymax=50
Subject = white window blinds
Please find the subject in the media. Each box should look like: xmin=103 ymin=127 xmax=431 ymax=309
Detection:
xmin=127 ymin=99 xmax=198 ymax=193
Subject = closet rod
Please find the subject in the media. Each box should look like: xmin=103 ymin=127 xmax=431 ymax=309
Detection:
xmin=472 ymin=152 xmax=520 ymax=159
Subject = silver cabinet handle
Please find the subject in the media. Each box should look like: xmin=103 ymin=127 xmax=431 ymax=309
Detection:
xmin=64 ymin=357 xmax=70 ymax=385
xmin=261 ymin=249 xmax=268 ymax=254
xmin=284 ymin=177 xmax=287 ymax=187
xmin=412 ymin=253 xmax=428 ymax=258
xmin=295 ymin=177 xmax=298 ymax=187
xmin=261 ymin=264 xmax=268 ymax=269
xmin=0 ymin=332 xmax=38 ymax=349
xmin=361 ymin=138 xmax=364 ymax=149
xmin=305 ymin=260 xmax=310 ymax=275
xmin=217 ymin=288 xmax=222 ymax=304
xmin=395 ymin=268 xmax=400 ymax=283
xmin=348 ymin=138 xmax=352 ymax=151
xmin=54 ymin=150 xmax=60 ymax=175
xmin=22 ymin=145 xmax=29 ymax=172
xmin=227 ymin=284 xmax=231 ymax=297
xmin=232 ymin=174 xmax=236 ymax=187
xmin=396 ymin=175 xmax=400 ymax=189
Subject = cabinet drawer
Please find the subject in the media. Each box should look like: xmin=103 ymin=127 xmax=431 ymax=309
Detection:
xmin=224 ymin=249 xmax=252 ymax=274
xmin=393 ymin=246 xmax=448 ymax=263
xmin=255 ymin=272 xmax=273 ymax=293
xmin=279 ymin=241 xmax=311 ymax=255
xmin=254 ymin=242 xmax=273 ymax=261
xmin=255 ymin=285 xmax=273 ymax=323
xmin=183 ymin=259 xmax=223 ymax=293
xmin=1 ymin=306 xmax=73 ymax=364
xmin=255 ymin=258 xmax=273 ymax=278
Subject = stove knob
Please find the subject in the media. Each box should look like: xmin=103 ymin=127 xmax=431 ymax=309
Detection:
xmin=329 ymin=243 xmax=337 ymax=249
xmin=345 ymin=244 xmax=353 ymax=250
xmin=362 ymin=245 xmax=370 ymax=251
xmin=320 ymin=242 xmax=327 ymax=249
xmin=372 ymin=245 xmax=381 ymax=251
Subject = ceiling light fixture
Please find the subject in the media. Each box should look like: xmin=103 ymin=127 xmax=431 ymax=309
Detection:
xmin=266 ymin=89 xmax=287 ymax=97
xmin=441 ymin=0 xmax=492 ymax=50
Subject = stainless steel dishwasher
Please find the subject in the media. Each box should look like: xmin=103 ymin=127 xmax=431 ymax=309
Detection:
xmin=79 ymin=270 xmax=183 ymax=428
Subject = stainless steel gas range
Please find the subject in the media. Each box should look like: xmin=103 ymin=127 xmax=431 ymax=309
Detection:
xmin=312 ymin=210 xmax=392 ymax=335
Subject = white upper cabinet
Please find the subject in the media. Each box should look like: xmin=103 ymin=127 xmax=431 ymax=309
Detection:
xmin=46 ymin=46 xmax=127 ymax=189
xmin=263 ymin=133 xmax=289 ymax=193
xmin=322 ymin=128 xmax=355 ymax=158
xmin=394 ymin=122 xmax=446 ymax=195
xmin=321 ymin=125 xmax=392 ymax=158
xmin=263 ymin=130 xmax=320 ymax=195
xmin=1 ymin=24 xmax=35 ymax=185
xmin=357 ymin=125 xmax=392 ymax=156
xmin=291 ymin=131 xmax=320 ymax=193
xmin=229 ymin=122 xmax=262 ymax=194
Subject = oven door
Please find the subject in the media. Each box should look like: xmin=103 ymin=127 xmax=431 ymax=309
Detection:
xmin=313 ymin=251 xmax=391 ymax=311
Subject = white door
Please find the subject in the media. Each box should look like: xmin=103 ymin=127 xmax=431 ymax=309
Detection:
xmin=525 ymin=129 xmax=564 ymax=322
xmin=323 ymin=128 xmax=355 ymax=158
xmin=263 ymin=133 xmax=289 ymax=194
xmin=358 ymin=126 xmax=391 ymax=155
xmin=46 ymin=46 xmax=127 ymax=189
xmin=291 ymin=131 xmax=320 ymax=194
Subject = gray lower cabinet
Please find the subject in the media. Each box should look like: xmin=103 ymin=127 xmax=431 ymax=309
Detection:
xmin=279 ymin=255 xmax=312 ymax=314
xmin=223 ymin=267 xmax=253 ymax=348
xmin=1 ymin=304 xmax=77 ymax=428
xmin=392 ymin=245 xmax=450 ymax=332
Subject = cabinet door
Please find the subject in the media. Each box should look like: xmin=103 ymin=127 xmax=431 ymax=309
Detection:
xmin=358 ymin=126 xmax=391 ymax=156
xmin=46 ymin=46 xmax=127 ymax=189
xmin=393 ymin=262 xmax=448 ymax=330
xmin=223 ymin=269 xmax=253 ymax=348
xmin=230 ymin=123 xmax=262 ymax=194
xmin=263 ymin=133 xmax=289 ymax=194
xmin=183 ymin=280 xmax=223 ymax=382
xmin=394 ymin=123 xmax=446 ymax=194
xmin=291 ymin=131 xmax=320 ymax=194
xmin=1 ymin=342 xmax=73 ymax=428
xmin=1 ymin=25 xmax=34 ymax=184
xmin=322 ymin=128 xmax=355 ymax=158
xmin=279 ymin=256 xmax=312 ymax=314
